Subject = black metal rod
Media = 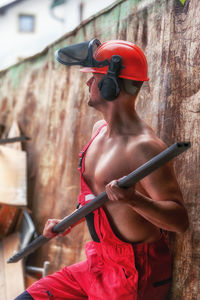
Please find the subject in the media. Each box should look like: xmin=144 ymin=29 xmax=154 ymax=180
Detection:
xmin=7 ymin=141 xmax=190 ymax=263
xmin=0 ymin=136 xmax=30 ymax=145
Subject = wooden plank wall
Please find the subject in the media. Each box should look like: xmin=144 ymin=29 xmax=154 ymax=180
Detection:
xmin=0 ymin=0 xmax=199 ymax=299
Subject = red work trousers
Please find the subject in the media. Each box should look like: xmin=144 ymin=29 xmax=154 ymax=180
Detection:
xmin=27 ymin=207 xmax=172 ymax=300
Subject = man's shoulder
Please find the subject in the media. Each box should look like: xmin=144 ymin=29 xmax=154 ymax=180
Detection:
xmin=91 ymin=120 xmax=106 ymax=136
xmin=128 ymin=134 xmax=167 ymax=166
xmin=139 ymin=136 xmax=167 ymax=157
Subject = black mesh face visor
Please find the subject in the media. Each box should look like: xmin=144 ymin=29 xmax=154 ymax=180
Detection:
xmin=55 ymin=38 xmax=109 ymax=68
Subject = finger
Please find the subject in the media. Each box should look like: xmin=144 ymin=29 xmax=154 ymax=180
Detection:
xmin=43 ymin=230 xmax=58 ymax=238
xmin=110 ymin=179 xmax=119 ymax=188
xmin=106 ymin=185 xmax=120 ymax=201
xmin=107 ymin=182 xmax=132 ymax=202
xmin=106 ymin=180 xmax=119 ymax=193
xmin=46 ymin=219 xmax=60 ymax=227
xmin=43 ymin=219 xmax=61 ymax=238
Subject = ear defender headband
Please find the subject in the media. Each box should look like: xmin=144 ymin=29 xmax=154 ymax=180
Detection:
xmin=55 ymin=39 xmax=123 ymax=101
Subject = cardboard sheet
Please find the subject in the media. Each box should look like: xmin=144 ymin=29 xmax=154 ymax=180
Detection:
xmin=0 ymin=146 xmax=27 ymax=206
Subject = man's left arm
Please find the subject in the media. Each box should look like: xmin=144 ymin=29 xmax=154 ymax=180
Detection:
xmin=106 ymin=141 xmax=189 ymax=234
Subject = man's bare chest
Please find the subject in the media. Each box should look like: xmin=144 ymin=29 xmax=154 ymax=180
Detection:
xmin=82 ymin=133 xmax=134 ymax=193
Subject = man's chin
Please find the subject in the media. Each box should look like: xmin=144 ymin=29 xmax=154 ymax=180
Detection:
xmin=87 ymin=98 xmax=102 ymax=110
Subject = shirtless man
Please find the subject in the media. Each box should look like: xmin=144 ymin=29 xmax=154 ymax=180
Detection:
xmin=16 ymin=39 xmax=189 ymax=300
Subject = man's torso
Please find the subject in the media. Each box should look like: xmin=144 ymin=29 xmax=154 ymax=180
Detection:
xmin=83 ymin=121 xmax=161 ymax=243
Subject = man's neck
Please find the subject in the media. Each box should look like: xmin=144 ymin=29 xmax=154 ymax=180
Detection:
xmin=101 ymin=98 xmax=143 ymax=137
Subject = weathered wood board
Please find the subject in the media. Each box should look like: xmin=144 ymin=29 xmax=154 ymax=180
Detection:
xmin=0 ymin=0 xmax=199 ymax=299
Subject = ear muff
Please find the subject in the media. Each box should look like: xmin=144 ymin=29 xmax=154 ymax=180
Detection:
xmin=98 ymin=55 xmax=122 ymax=101
xmin=98 ymin=76 xmax=120 ymax=101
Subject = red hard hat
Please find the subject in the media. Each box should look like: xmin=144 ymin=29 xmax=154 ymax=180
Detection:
xmin=80 ymin=40 xmax=149 ymax=81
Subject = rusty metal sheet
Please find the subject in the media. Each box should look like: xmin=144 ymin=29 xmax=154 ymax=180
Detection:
xmin=0 ymin=0 xmax=199 ymax=298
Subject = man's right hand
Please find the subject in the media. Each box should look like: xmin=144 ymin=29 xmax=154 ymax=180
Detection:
xmin=43 ymin=219 xmax=71 ymax=238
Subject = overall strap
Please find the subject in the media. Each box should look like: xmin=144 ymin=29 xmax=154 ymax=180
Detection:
xmin=77 ymin=123 xmax=107 ymax=242
xmin=78 ymin=123 xmax=107 ymax=171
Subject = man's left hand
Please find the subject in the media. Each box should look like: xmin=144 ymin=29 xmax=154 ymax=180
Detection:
xmin=105 ymin=178 xmax=136 ymax=204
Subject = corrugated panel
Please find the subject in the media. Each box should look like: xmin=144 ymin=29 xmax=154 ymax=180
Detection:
xmin=0 ymin=0 xmax=199 ymax=298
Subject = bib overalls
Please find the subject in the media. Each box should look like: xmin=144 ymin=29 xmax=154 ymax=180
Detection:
xmin=27 ymin=124 xmax=172 ymax=300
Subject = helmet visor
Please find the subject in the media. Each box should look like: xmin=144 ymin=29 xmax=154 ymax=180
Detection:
xmin=55 ymin=38 xmax=110 ymax=68
xmin=55 ymin=39 xmax=101 ymax=67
